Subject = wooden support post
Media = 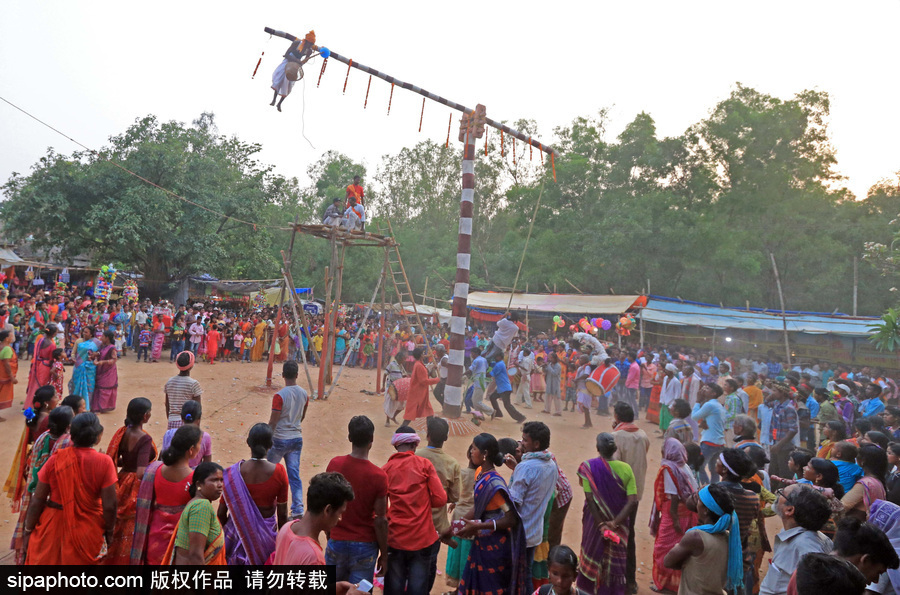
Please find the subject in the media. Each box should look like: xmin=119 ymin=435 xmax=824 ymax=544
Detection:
xmin=376 ymin=248 xmax=388 ymax=393
xmin=266 ymin=219 xmax=298 ymax=386
xmin=317 ymin=265 xmax=330 ymax=399
xmin=326 ymin=245 xmax=347 ymax=386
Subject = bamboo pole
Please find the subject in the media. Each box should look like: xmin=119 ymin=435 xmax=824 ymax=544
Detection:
xmin=769 ymin=252 xmax=792 ymax=366
xmin=325 ymin=245 xmax=347 ymax=388
xmin=376 ymin=248 xmax=388 ymax=393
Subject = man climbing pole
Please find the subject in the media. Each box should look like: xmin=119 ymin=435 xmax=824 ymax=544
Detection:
xmin=264 ymin=28 xmax=316 ymax=112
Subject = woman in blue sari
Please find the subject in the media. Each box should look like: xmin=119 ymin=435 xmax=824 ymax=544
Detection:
xmin=457 ymin=433 xmax=529 ymax=595
xmin=69 ymin=325 xmax=98 ymax=410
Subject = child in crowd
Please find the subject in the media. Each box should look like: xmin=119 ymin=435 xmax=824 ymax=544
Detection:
xmin=362 ymin=337 xmax=375 ymax=370
xmin=831 ymin=441 xmax=865 ymax=495
xmin=160 ymin=401 xmax=212 ymax=469
xmin=664 ymin=399 xmax=694 ymax=445
xmin=114 ymin=324 xmax=125 ymax=356
xmin=49 ymin=348 xmax=65 ymax=398
xmin=243 ymin=334 xmax=253 ymax=362
xmin=533 ymin=545 xmax=587 ymax=595
xmin=772 ymin=449 xmax=815 ymax=484
xmin=531 ymin=356 xmax=546 ymax=403
xmin=233 ymin=330 xmax=244 ymax=361
xmin=137 ymin=323 xmax=151 ymax=362
xmin=685 ymin=442 xmax=705 ymax=487
xmin=223 ymin=325 xmax=234 ymax=362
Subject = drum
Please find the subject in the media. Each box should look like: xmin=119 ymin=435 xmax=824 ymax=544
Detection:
xmin=508 ymin=366 xmax=521 ymax=384
xmin=389 ymin=377 xmax=411 ymax=402
xmin=587 ymin=363 xmax=620 ymax=397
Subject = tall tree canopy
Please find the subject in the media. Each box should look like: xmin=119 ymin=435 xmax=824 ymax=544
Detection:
xmin=2 ymin=114 xmax=301 ymax=298
xmin=4 ymin=85 xmax=900 ymax=314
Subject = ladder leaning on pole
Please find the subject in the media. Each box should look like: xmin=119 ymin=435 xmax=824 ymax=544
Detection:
xmin=377 ymin=219 xmax=432 ymax=355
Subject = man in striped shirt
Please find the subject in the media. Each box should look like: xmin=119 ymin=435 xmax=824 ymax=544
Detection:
xmin=164 ymin=351 xmax=203 ymax=429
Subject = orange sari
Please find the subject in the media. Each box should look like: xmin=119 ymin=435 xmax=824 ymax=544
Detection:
xmin=104 ymin=426 xmax=158 ymax=565
xmin=26 ymin=448 xmax=110 ymax=565
xmin=0 ymin=345 xmax=17 ymax=411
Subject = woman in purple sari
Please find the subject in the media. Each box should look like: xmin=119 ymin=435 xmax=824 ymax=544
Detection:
xmin=457 ymin=433 xmax=529 ymax=595
xmin=218 ymin=423 xmax=288 ymax=565
xmin=576 ymin=433 xmax=639 ymax=595
xmin=92 ymin=330 xmax=118 ymax=413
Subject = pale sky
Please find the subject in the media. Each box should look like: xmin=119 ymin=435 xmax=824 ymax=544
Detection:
xmin=2 ymin=0 xmax=898 ymax=200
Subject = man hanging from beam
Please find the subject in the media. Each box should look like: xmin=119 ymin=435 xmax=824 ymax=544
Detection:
xmin=264 ymin=27 xmax=316 ymax=112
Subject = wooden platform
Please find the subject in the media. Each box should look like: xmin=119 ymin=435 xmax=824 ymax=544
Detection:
xmin=291 ymin=224 xmax=397 ymax=247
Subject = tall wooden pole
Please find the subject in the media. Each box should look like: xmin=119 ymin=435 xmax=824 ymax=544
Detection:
xmin=445 ymin=109 xmax=483 ymax=418
xmin=853 ymin=256 xmax=859 ymax=316
xmin=769 ymin=252 xmax=792 ymax=366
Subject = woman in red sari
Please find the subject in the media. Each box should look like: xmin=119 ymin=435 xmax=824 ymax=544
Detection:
xmin=401 ymin=346 xmax=439 ymax=426
xmin=649 ymin=438 xmax=699 ymax=593
xmin=206 ymin=325 xmax=221 ymax=365
xmin=25 ymin=324 xmax=58 ymax=409
xmin=130 ymin=425 xmax=200 ymax=565
xmin=104 ymin=398 xmax=157 ymax=565
xmin=92 ymin=330 xmax=118 ymax=413
xmin=22 ymin=412 xmax=118 ymax=565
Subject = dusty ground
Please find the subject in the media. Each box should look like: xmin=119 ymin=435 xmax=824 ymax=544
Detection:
xmin=0 ymin=356 xmax=778 ymax=592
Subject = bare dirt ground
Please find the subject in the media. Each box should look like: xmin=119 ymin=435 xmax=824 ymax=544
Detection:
xmin=0 ymin=356 xmax=779 ymax=592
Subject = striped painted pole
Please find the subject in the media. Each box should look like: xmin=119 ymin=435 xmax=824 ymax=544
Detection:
xmin=443 ymin=129 xmax=477 ymax=418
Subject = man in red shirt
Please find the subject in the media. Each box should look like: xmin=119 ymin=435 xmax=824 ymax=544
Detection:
xmin=325 ymin=416 xmax=388 ymax=586
xmin=345 ymin=175 xmax=364 ymax=209
xmin=382 ymin=426 xmax=447 ymax=594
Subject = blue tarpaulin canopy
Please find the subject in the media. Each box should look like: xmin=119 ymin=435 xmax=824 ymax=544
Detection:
xmin=641 ymin=296 xmax=877 ymax=337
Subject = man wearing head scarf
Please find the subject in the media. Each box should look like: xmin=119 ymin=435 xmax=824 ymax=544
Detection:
xmin=381 ymin=427 xmax=448 ymax=595
xmin=164 ymin=351 xmax=203 ymax=430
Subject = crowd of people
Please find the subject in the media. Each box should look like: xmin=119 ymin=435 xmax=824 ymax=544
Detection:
xmin=6 ymin=281 xmax=900 ymax=595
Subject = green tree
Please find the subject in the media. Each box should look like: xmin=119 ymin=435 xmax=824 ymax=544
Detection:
xmin=2 ymin=114 xmax=297 ymax=299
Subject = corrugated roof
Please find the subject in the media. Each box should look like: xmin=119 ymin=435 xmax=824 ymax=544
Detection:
xmin=641 ymin=297 xmax=877 ymax=336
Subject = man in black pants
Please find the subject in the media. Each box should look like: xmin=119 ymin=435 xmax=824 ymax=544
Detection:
xmin=485 ymin=355 xmax=526 ymax=423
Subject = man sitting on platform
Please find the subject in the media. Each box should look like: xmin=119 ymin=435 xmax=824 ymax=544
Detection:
xmin=323 ymin=198 xmax=342 ymax=226
xmin=343 ymin=196 xmax=365 ymax=231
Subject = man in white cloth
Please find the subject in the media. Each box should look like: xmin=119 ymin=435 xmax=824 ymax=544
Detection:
xmin=342 ymin=196 xmax=365 ymax=231
xmin=268 ymin=29 xmax=316 ymax=112
xmin=480 ymin=312 xmax=521 ymax=362
xmin=515 ymin=346 xmax=535 ymax=409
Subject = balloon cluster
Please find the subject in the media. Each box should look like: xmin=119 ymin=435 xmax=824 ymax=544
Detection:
xmin=616 ymin=314 xmax=636 ymax=336
xmin=552 ymin=315 xmax=566 ymax=331
xmin=252 ymin=291 xmax=268 ymax=311
xmin=95 ymin=264 xmax=117 ymax=302
xmin=54 ymin=281 xmax=67 ymax=297
xmin=123 ymin=279 xmax=139 ymax=304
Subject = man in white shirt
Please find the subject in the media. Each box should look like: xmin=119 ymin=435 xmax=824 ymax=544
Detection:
xmin=515 ymin=347 xmax=535 ymax=409
xmin=343 ymin=196 xmax=365 ymax=231
xmin=760 ymin=484 xmax=833 ymax=595
xmin=480 ymin=312 xmax=520 ymax=362
xmin=660 ymin=363 xmax=682 ymax=431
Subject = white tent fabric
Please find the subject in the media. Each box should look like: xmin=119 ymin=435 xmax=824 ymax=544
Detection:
xmin=466 ymin=292 xmax=641 ymax=315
